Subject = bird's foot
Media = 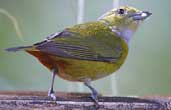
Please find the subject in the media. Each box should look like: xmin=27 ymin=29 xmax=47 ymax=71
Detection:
xmin=48 ymin=89 xmax=56 ymax=101
xmin=84 ymin=80 xmax=100 ymax=108
xmin=91 ymin=89 xmax=100 ymax=108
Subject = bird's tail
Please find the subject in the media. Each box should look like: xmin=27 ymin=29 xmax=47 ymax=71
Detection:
xmin=5 ymin=46 xmax=33 ymax=52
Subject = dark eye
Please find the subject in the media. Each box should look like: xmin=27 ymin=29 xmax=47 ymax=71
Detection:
xmin=118 ymin=9 xmax=125 ymax=15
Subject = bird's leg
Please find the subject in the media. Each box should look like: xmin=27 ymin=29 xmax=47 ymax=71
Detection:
xmin=84 ymin=80 xmax=99 ymax=107
xmin=48 ymin=68 xmax=58 ymax=100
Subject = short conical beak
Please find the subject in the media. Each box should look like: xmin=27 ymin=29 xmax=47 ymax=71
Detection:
xmin=129 ymin=11 xmax=152 ymax=20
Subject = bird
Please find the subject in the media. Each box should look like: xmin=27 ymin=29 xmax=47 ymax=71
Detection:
xmin=6 ymin=6 xmax=151 ymax=105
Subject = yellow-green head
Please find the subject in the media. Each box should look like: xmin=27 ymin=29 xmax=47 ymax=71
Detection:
xmin=98 ymin=6 xmax=152 ymax=43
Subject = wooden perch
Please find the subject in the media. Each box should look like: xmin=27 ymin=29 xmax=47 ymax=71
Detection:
xmin=0 ymin=91 xmax=170 ymax=110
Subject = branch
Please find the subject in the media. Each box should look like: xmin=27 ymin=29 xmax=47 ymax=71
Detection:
xmin=0 ymin=91 xmax=170 ymax=110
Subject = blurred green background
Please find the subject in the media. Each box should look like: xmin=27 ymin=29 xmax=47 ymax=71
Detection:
xmin=0 ymin=0 xmax=170 ymax=96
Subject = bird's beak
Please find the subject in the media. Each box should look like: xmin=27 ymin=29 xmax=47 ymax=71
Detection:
xmin=129 ymin=11 xmax=152 ymax=21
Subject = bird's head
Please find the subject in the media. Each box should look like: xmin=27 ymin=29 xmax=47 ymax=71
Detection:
xmin=98 ymin=6 xmax=152 ymax=43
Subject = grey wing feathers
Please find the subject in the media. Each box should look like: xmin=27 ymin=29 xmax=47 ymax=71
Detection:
xmin=36 ymin=41 xmax=99 ymax=61
xmin=34 ymin=30 xmax=122 ymax=62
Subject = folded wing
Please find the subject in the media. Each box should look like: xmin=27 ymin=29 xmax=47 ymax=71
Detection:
xmin=34 ymin=25 xmax=123 ymax=62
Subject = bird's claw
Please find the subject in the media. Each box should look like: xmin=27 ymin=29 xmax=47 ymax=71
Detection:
xmin=91 ymin=91 xmax=99 ymax=108
xmin=48 ymin=89 xmax=56 ymax=101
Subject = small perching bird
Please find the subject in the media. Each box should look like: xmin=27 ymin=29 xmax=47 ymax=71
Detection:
xmin=6 ymin=6 xmax=151 ymax=106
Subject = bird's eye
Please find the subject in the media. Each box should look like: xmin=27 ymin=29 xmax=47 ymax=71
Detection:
xmin=118 ymin=9 xmax=125 ymax=15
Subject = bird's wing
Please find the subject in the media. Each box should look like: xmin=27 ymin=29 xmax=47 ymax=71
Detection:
xmin=34 ymin=23 xmax=124 ymax=62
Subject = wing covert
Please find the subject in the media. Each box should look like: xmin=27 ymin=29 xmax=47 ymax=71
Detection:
xmin=34 ymin=22 xmax=124 ymax=62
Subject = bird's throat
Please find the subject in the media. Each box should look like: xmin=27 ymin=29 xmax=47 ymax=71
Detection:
xmin=99 ymin=19 xmax=134 ymax=44
xmin=110 ymin=27 xmax=134 ymax=44
xmin=120 ymin=28 xmax=134 ymax=44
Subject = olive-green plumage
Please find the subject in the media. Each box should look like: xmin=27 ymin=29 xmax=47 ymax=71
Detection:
xmin=27 ymin=21 xmax=129 ymax=81
xmin=6 ymin=6 xmax=151 ymax=82
xmin=42 ymin=21 xmax=129 ymax=81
